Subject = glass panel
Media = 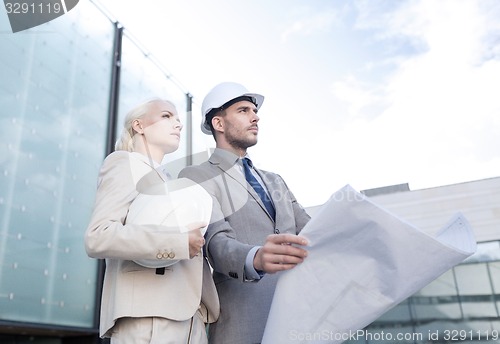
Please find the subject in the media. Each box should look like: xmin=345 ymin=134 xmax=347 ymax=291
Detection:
xmin=415 ymin=269 xmax=457 ymax=296
xmin=413 ymin=302 xmax=463 ymax=320
xmin=489 ymin=261 xmax=500 ymax=293
xmin=455 ymin=264 xmax=492 ymax=295
xmin=407 ymin=269 xmax=463 ymax=320
xmin=117 ymin=34 xmax=189 ymax=177
xmin=191 ymin=101 xmax=215 ymax=156
xmin=459 ymin=262 xmax=499 ymax=318
xmin=376 ymin=301 xmax=411 ymax=323
xmin=0 ymin=0 xmax=113 ymax=328
xmin=461 ymin=300 xmax=498 ymax=318
xmin=465 ymin=241 xmax=500 ymax=263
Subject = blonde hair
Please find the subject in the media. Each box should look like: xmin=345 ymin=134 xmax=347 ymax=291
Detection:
xmin=114 ymin=98 xmax=173 ymax=152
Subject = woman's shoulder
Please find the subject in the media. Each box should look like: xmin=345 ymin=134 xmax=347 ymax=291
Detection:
xmin=102 ymin=150 xmax=131 ymax=164
xmin=97 ymin=151 xmax=133 ymax=181
xmin=98 ymin=151 xmax=153 ymax=187
xmin=103 ymin=151 xmax=157 ymax=185
xmin=101 ymin=150 xmax=149 ymax=166
xmin=99 ymin=151 xmax=143 ymax=178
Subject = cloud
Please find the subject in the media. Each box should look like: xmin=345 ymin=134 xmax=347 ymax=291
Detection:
xmin=331 ymin=75 xmax=389 ymax=120
xmin=333 ymin=0 xmax=500 ymax=129
xmin=280 ymin=8 xmax=341 ymax=43
xmin=296 ymin=0 xmax=500 ymax=203
xmin=97 ymin=0 xmax=500 ymax=206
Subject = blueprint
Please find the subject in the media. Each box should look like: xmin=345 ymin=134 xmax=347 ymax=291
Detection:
xmin=262 ymin=184 xmax=476 ymax=344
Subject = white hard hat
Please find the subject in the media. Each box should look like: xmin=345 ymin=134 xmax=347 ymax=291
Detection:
xmin=201 ymin=82 xmax=265 ymax=135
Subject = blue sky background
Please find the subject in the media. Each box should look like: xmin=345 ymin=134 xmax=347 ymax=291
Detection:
xmin=99 ymin=0 xmax=500 ymax=206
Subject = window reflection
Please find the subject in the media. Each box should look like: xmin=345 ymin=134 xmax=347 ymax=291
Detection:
xmin=0 ymin=0 xmax=112 ymax=328
xmin=353 ymin=242 xmax=500 ymax=343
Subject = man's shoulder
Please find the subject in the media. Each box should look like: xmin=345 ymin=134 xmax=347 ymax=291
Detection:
xmin=181 ymin=160 xmax=213 ymax=172
xmin=257 ymin=167 xmax=281 ymax=180
xmin=179 ymin=161 xmax=218 ymax=181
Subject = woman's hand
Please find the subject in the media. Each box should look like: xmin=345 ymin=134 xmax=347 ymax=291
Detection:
xmin=187 ymin=222 xmax=207 ymax=258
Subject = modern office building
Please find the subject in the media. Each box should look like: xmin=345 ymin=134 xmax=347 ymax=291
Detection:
xmin=348 ymin=178 xmax=500 ymax=343
xmin=0 ymin=1 xmax=207 ymax=342
xmin=1 ymin=1 xmax=498 ymax=343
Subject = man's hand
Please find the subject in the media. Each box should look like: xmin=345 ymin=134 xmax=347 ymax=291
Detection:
xmin=253 ymin=234 xmax=308 ymax=273
xmin=187 ymin=222 xmax=206 ymax=259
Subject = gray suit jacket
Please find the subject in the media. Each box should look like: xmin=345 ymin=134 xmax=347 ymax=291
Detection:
xmin=180 ymin=148 xmax=310 ymax=344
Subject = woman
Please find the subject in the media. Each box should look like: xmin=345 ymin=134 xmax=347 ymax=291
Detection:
xmin=85 ymin=98 xmax=219 ymax=343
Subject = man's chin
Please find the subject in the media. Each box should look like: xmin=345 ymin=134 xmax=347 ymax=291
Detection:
xmin=247 ymin=137 xmax=258 ymax=148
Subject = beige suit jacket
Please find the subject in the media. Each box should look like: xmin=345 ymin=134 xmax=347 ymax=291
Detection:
xmin=85 ymin=151 xmax=219 ymax=337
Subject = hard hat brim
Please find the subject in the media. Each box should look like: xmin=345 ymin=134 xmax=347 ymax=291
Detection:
xmin=201 ymin=92 xmax=264 ymax=135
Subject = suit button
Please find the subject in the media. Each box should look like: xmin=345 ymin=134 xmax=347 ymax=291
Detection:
xmin=168 ymin=252 xmax=175 ymax=259
xmin=156 ymin=252 xmax=163 ymax=259
xmin=162 ymin=252 xmax=170 ymax=259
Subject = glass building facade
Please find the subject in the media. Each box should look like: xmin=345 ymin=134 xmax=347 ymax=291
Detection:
xmin=0 ymin=1 xmax=204 ymax=342
xmin=0 ymin=0 xmax=113 ymax=336
xmin=0 ymin=1 xmax=498 ymax=343
xmin=346 ymin=248 xmax=500 ymax=343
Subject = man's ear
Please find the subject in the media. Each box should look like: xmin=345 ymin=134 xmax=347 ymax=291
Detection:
xmin=212 ymin=116 xmax=224 ymax=133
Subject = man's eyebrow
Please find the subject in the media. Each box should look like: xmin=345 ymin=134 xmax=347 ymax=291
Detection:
xmin=236 ymin=105 xmax=256 ymax=111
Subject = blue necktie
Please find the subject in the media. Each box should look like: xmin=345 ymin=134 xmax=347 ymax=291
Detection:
xmin=242 ymin=158 xmax=276 ymax=221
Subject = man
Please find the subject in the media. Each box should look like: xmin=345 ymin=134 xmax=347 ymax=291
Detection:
xmin=180 ymin=82 xmax=310 ymax=344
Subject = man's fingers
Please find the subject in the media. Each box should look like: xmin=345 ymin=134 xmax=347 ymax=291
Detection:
xmin=261 ymin=259 xmax=302 ymax=273
xmin=258 ymin=248 xmax=306 ymax=273
xmin=267 ymin=233 xmax=308 ymax=246
xmin=273 ymin=242 xmax=308 ymax=258
xmin=263 ymin=251 xmax=305 ymax=265
xmin=263 ymin=237 xmax=308 ymax=258
xmin=254 ymin=234 xmax=309 ymax=273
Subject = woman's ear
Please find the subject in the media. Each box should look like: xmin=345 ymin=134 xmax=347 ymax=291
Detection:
xmin=132 ymin=119 xmax=144 ymax=135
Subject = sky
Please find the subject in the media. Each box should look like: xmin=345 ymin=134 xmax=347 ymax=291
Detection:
xmin=96 ymin=0 xmax=500 ymax=207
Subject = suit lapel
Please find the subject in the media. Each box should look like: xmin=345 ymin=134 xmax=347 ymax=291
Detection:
xmin=209 ymin=149 xmax=275 ymax=222
xmin=209 ymin=149 xmax=245 ymax=187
